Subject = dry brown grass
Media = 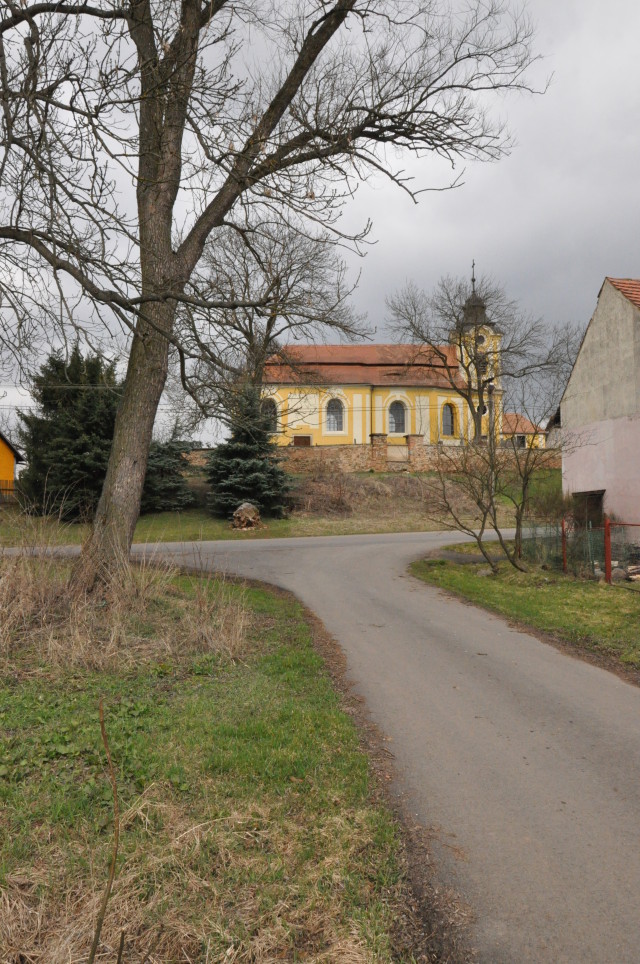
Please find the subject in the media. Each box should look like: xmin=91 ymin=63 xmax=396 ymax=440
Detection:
xmin=0 ymin=552 xmax=250 ymax=674
xmin=0 ymin=520 xmax=412 ymax=963
xmin=1 ymin=789 xmax=389 ymax=963
xmin=293 ymin=468 xmax=429 ymax=518
xmin=289 ymin=467 xmax=512 ymax=538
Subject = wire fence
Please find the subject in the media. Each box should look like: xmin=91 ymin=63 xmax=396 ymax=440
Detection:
xmin=522 ymin=519 xmax=640 ymax=583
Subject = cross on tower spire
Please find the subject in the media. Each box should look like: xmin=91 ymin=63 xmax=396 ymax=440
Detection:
xmin=471 ymin=259 xmax=476 ymax=294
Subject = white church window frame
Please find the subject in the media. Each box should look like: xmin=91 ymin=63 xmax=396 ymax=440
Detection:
xmin=325 ymin=397 xmax=345 ymax=433
xmin=442 ymin=403 xmax=455 ymax=437
xmin=388 ymin=400 xmax=406 ymax=434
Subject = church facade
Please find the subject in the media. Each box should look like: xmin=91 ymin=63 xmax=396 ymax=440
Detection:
xmin=261 ymin=342 xmax=492 ymax=447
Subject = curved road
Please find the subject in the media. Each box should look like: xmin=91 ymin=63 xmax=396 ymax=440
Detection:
xmin=146 ymin=531 xmax=640 ymax=963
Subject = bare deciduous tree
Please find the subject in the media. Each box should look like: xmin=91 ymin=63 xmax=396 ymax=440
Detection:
xmin=497 ymin=346 xmax=582 ymax=560
xmin=422 ymin=334 xmax=582 ymax=571
xmin=174 ymin=221 xmax=366 ymax=422
xmin=0 ymin=0 xmax=537 ymax=587
xmin=387 ymin=274 xmax=564 ymax=441
xmin=423 ymin=442 xmax=502 ymax=571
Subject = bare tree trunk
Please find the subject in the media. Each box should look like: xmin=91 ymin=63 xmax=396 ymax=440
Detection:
xmin=492 ymin=514 xmax=528 ymax=572
xmin=73 ymin=305 xmax=172 ymax=591
xmin=472 ymin=406 xmax=483 ymax=442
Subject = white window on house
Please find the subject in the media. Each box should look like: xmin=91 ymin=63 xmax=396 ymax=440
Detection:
xmin=516 ymin=434 xmax=527 ymax=448
xmin=442 ymin=403 xmax=455 ymax=437
xmin=261 ymin=398 xmax=278 ymax=434
xmin=326 ymin=398 xmax=344 ymax=432
xmin=389 ymin=400 xmax=406 ymax=434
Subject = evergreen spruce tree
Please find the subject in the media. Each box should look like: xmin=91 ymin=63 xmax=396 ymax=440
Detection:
xmin=206 ymin=385 xmax=290 ymax=518
xmin=140 ymin=440 xmax=195 ymax=514
xmin=18 ymin=347 xmax=120 ymax=519
xmin=19 ymin=347 xmax=196 ymax=520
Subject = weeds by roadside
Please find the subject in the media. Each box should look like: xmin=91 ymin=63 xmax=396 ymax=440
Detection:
xmin=0 ymin=546 xmax=411 ymax=962
xmin=0 ymin=552 xmax=249 ymax=674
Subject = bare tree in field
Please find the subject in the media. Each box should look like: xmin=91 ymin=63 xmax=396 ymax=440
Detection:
xmin=424 ymin=442 xmax=503 ymax=571
xmin=387 ymin=274 xmax=562 ymax=442
xmin=0 ymin=0 xmax=537 ymax=587
xmin=423 ymin=331 xmax=582 ymax=571
xmin=497 ymin=333 xmax=582 ymax=560
xmin=174 ymin=222 xmax=366 ymax=422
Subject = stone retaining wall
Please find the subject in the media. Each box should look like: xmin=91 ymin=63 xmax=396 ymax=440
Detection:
xmin=186 ymin=439 xmax=561 ymax=475
xmin=277 ymin=443 xmax=373 ymax=474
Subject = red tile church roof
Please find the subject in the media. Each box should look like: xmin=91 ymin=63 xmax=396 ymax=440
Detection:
xmin=263 ymin=343 xmax=465 ymax=389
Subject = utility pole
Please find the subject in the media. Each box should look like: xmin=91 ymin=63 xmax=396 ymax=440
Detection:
xmin=487 ymin=379 xmax=496 ymax=499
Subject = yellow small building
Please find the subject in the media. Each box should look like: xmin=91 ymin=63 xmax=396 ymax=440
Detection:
xmin=501 ymin=412 xmax=545 ymax=450
xmin=0 ymin=429 xmax=23 ymax=499
xmin=262 ymin=342 xmax=500 ymax=447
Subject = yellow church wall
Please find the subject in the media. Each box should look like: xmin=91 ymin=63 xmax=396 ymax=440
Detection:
xmin=265 ymin=384 xmax=482 ymax=447
xmin=0 ymin=438 xmax=16 ymax=483
xmin=264 ymin=326 xmax=507 ymax=449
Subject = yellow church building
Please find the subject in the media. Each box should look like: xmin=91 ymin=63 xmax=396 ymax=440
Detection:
xmin=258 ymin=272 xmax=550 ymax=463
xmin=261 ymin=276 xmax=512 ymax=451
xmin=262 ymin=342 xmax=487 ymax=447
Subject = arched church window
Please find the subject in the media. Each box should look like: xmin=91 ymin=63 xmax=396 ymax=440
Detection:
xmin=442 ymin=403 xmax=455 ymax=437
xmin=261 ymin=398 xmax=278 ymax=434
xmin=389 ymin=400 xmax=406 ymax=434
xmin=326 ymin=398 xmax=344 ymax=432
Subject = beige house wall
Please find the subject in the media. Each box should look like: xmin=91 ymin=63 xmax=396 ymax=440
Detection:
xmin=561 ymin=279 xmax=640 ymax=521
xmin=562 ymin=281 xmax=640 ymax=427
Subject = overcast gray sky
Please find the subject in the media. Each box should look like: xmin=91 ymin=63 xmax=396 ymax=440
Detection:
xmin=2 ymin=0 xmax=639 ymax=441
xmin=342 ymin=0 xmax=640 ymax=335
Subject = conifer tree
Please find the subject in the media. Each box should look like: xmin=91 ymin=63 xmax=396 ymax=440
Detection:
xmin=18 ymin=347 xmax=120 ymax=519
xmin=19 ymin=348 xmax=195 ymax=520
xmin=140 ymin=441 xmax=195 ymax=515
xmin=206 ymin=386 xmax=290 ymax=519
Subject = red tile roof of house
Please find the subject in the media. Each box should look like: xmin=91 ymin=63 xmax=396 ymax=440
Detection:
xmin=606 ymin=278 xmax=640 ymax=310
xmin=263 ymin=343 xmax=465 ymax=389
xmin=502 ymin=412 xmax=539 ymax=436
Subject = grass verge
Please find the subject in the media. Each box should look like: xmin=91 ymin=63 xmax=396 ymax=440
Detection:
xmin=0 ymin=503 xmax=446 ymax=548
xmin=411 ymin=556 xmax=640 ymax=669
xmin=0 ymin=559 xmax=407 ymax=962
xmin=0 ymin=503 xmax=447 ymax=548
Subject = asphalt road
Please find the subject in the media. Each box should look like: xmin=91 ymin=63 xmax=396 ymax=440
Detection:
xmin=145 ymin=531 xmax=640 ymax=963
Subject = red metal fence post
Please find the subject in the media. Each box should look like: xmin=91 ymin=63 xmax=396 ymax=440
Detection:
xmin=561 ymin=518 xmax=568 ymax=574
xmin=604 ymin=516 xmax=612 ymax=585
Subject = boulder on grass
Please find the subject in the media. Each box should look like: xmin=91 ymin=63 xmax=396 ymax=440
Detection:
xmin=232 ymin=502 xmax=261 ymax=529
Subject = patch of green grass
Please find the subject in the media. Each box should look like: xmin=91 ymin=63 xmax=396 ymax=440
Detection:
xmin=502 ymin=466 xmax=561 ymax=505
xmin=0 ymin=500 xmax=444 ymax=548
xmin=411 ymin=556 xmax=640 ymax=667
xmin=0 ymin=574 xmax=403 ymax=960
xmin=527 ymin=466 xmax=562 ymax=500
